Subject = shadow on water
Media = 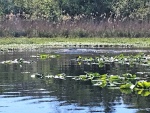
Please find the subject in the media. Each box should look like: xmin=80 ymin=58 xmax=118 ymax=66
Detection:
xmin=0 ymin=48 xmax=150 ymax=113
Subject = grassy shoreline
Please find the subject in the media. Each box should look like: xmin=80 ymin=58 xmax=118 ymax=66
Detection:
xmin=0 ymin=37 xmax=150 ymax=50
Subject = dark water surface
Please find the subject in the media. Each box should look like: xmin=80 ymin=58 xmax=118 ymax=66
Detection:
xmin=0 ymin=48 xmax=150 ymax=113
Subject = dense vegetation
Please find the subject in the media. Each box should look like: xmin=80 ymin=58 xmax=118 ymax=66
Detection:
xmin=1 ymin=0 xmax=150 ymax=21
xmin=0 ymin=0 xmax=150 ymax=38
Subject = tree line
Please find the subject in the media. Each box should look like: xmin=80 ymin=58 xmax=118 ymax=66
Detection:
xmin=0 ymin=0 xmax=150 ymax=21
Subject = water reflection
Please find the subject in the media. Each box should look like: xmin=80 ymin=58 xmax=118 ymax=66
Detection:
xmin=0 ymin=50 xmax=150 ymax=113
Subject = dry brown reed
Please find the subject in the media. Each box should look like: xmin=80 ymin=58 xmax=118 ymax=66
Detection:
xmin=0 ymin=16 xmax=150 ymax=38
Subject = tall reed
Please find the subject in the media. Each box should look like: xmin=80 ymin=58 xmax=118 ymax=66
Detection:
xmin=0 ymin=17 xmax=150 ymax=38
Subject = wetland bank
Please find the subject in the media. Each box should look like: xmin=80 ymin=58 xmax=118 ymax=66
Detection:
xmin=0 ymin=37 xmax=150 ymax=113
xmin=1 ymin=37 xmax=150 ymax=50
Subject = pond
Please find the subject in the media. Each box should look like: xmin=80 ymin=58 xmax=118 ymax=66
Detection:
xmin=0 ymin=48 xmax=150 ymax=113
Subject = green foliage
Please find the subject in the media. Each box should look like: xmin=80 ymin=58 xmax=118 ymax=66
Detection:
xmin=0 ymin=0 xmax=150 ymax=21
xmin=0 ymin=0 xmax=60 ymax=21
xmin=0 ymin=0 xmax=13 ymax=14
xmin=112 ymin=0 xmax=150 ymax=20
xmin=31 ymin=0 xmax=60 ymax=21
xmin=60 ymin=0 xmax=112 ymax=18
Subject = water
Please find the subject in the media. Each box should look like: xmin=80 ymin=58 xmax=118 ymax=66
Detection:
xmin=0 ymin=49 xmax=150 ymax=113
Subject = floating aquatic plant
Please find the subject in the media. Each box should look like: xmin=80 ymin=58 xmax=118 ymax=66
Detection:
xmin=135 ymin=89 xmax=150 ymax=97
xmin=31 ymin=73 xmax=66 ymax=80
xmin=31 ymin=71 xmax=150 ymax=96
xmin=120 ymin=88 xmax=150 ymax=96
xmin=72 ymin=75 xmax=91 ymax=82
xmin=122 ymin=73 xmax=136 ymax=81
xmin=40 ymin=54 xmax=49 ymax=59
xmin=0 ymin=58 xmax=32 ymax=64
xmin=40 ymin=54 xmax=60 ymax=59
xmin=119 ymin=81 xmax=150 ymax=90
xmin=120 ymin=83 xmax=135 ymax=89
xmin=71 ymin=71 xmax=150 ymax=91
xmin=30 ymin=52 xmax=150 ymax=97
xmin=31 ymin=73 xmax=44 ymax=79
xmin=135 ymin=81 xmax=150 ymax=89
xmin=53 ymin=73 xmax=66 ymax=80
xmin=109 ymin=75 xmax=120 ymax=82
xmin=73 ymin=53 xmax=150 ymax=68
xmin=94 ymin=80 xmax=107 ymax=88
xmin=85 ymin=72 xmax=101 ymax=79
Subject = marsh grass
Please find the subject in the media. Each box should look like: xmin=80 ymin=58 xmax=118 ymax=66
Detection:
xmin=1 ymin=19 xmax=150 ymax=38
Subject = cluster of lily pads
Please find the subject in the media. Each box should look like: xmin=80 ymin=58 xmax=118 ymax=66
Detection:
xmin=73 ymin=72 xmax=150 ymax=96
xmin=30 ymin=71 xmax=150 ymax=96
xmin=72 ymin=72 xmax=148 ymax=87
xmin=73 ymin=53 xmax=150 ymax=67
xmin=71 ymin=53 xmax=150 ymax=96
xmin=0 ymin=54 xmax=60 ymax=65
xmin=31 ymin=54 xmax=60 ymax=59
xmin=28 ymin=53 xmax=150 ymax=96
xmin=0 ymin=58 xmax=32 ymax=64
xmin=31 ymin=73 xmax=66 ymax=80
xmin=2 ymin=52 xmax=149 ymax=96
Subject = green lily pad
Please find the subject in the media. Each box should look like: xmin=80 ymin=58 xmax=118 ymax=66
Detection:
xmin=136 ymin=81 xmax=150 ymax=89
xmin=120 ymin=83 xmax=134 ymax=89
xmin=109 ymin=75 xmax=121 ymax=82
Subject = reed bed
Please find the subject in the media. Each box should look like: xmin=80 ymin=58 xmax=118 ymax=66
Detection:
xmin=0 ymin=18 xmax=150 ymax=38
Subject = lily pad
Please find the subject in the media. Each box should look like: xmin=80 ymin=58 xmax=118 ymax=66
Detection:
xmin=135 ymin=81 xmax=150 ymax=89
xmin=120 ymin=83 xmax=134 ymax=89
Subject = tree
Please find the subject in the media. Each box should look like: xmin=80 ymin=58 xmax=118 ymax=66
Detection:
xmin=11 ymin=0 xmax=32 ymax=19
xmin=29 ymin=0 xmax=60 ymax=21
xmin=0 ymin=0 xmax=61 ymax=21
xmin=60 ymin=0 xmax=112 ymax=20
xmin=0 ymin=0 xmax=15 ymax=15
xmin=112 ymin=0 xmax=150 ymax=20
